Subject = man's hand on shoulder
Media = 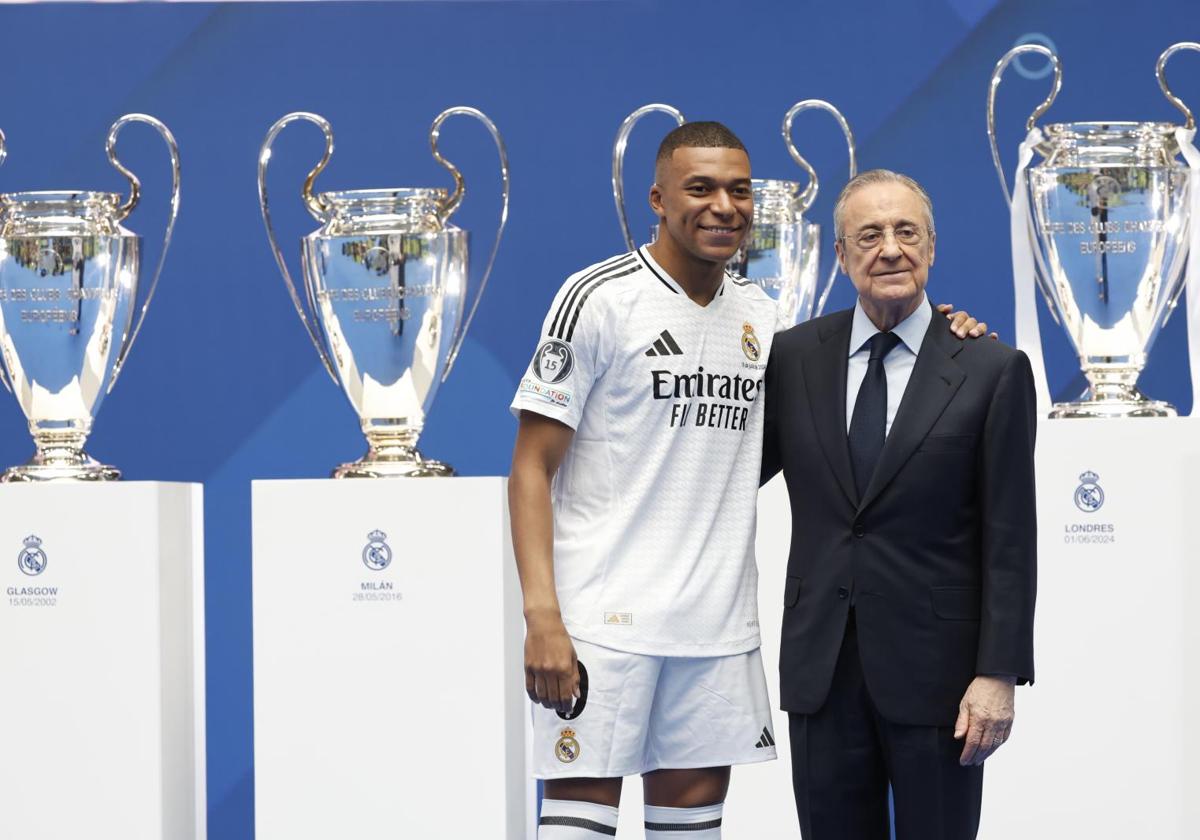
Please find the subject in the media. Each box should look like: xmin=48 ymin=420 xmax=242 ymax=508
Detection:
xmin=936 ymin=303 xmax=998 ymax=340
xmin=954 ymin=674 xmax=1016 ymax=765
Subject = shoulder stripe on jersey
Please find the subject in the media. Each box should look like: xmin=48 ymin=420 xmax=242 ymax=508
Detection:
xmin=550 ymin=254 xmax=636 ymax=339
xmin=636 ymin=248 xmax=679 ymax=294
xmin=564 ymin=264 xmax=641 ymax=341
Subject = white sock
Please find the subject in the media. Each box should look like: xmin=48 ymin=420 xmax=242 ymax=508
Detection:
xmin=644 ymin=803 xmax=723 ymax=838
xmin=539 ymin=798 xmax=619 ymax=837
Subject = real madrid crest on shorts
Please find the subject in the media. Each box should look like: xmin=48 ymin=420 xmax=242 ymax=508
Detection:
xmin=555 ymin=727 xmax=581 ymax=763
xmin=18 ymin=534 xmax=47 ymax=576
xmin=362 ymin=529 xmax=393 ymax=571
xmin=1074 ymin=471 xmax=1105 ymax=513
xmin=741 ymin=322 xmax=761 ymax=362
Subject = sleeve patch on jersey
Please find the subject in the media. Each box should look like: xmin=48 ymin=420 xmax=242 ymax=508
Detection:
xmin=532 ymin=339 xmax=575 ymax=384
xmin=519 ymin=377 xmax=573 ymax=408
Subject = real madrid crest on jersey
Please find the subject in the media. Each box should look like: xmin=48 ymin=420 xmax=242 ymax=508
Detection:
xmin=555 ymin=727 xmax=581 ymax=763
xmin=741 ymin=322 xmax=761 ymax=362
xmin=362 ymin=530 xmax=393 ymax=571
xmin=1074 ymin=471 xmax=1104 ymax=513
xmin=18 ymin=535 xmax=47 ymax=576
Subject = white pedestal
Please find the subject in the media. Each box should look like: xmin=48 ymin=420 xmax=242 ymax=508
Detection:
xmin=0 ymin=482 xmax=206 ymax=840
xmin=979 ymin=417 xmax=1200 ymax=839
xmin=252 ymin=478 xmax=530 ymax=840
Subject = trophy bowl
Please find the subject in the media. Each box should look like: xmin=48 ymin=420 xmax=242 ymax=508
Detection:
xmin=612 ymin=100 xmax=855 ymax=326
xmin=1028 ymin=121 xmax=1190 ymax=416
xmin=0 ymin=116 xmax=179 ymax=480
xmin=989 ymin=42 xmax=1199 ymax=417
xmin=259 ymin=108 xmax=508 ymax=477
xmin=729 ymin=179 xmax=820 ymax=326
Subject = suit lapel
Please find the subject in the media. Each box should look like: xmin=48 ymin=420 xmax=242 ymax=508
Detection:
xmin=802 ymin=310 xmax=857 ymax=508
xmin=857 ymin=304 xmax=966 ymax=513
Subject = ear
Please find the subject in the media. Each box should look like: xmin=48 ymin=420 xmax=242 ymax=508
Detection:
xmin=834 ymin=238 xmax=848 ymax=276
xmin=649 ymin=183 xmax=665 ymax=218
xmin=927 ymin=231 xmax=936 ymax=267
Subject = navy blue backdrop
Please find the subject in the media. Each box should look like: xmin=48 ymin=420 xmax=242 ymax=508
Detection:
xmin=2 ymin=1 xmax=1197 ymax=836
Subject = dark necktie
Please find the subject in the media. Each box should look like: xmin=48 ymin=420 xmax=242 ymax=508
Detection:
xmin=848 ymin=331 xmax=902 ymax=500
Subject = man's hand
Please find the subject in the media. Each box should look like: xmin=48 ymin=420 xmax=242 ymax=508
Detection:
xmin=936 ymin=303 xmax=995 ymax=339
xmin=954 ymin=675 xmax=1016 ymax=765
xmin=524 ymin=608 xmax=579 ymax=715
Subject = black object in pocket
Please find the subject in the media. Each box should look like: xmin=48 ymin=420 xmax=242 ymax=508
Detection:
xmin=784 ymin=575 xmax=804 ymax=608
xmin=557 ymin=660 xmax=589 ymax=721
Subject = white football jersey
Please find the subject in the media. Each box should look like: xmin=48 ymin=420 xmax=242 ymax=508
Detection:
xmin=511 ymin=247 xmax=782 ymax=657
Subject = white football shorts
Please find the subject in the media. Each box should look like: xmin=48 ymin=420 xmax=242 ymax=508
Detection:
xmin=530 ymin=637 xmax=778 ymax=779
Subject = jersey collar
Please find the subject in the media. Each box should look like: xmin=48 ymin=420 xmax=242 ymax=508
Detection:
xmin=637 ymin=246 xmax=727 ymax=303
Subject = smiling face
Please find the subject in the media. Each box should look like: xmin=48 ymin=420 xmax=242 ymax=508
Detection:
xmin=649 ymin=145 xmax=754 ymax=265
xmin=835 ymin=180 xmax=935 ymax=313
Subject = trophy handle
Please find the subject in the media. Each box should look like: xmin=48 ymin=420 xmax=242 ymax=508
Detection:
xmin=1158 ymin=42 xmax=1200 ymax=129
xmin=782 ymin=100 xmax=857 ymax=316
xmin=105 ymin=114 xmax=181 ymax=388
xmin=782 ymin=99 xmax=857 ymax=214
xmin=987 ymin=44 xmax=1061 ymax=207
xmin=257 ymin=112 xmax=338 ymax=381
xmin=428 ymin=107 xmax=510 ymax=380
xmin=612 ymin=104 xmax=686 ymax=251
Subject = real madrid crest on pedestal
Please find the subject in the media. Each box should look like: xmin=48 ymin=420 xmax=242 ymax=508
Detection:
xmin=555 ymin=727 xmax=580 ymax=764
xmin=1074 ymin=471 xmax=1104 ymax=513
xmin=361 ymin=530 xmax=392 ymax=571
xmin=17 ymin=535 xmax=46 ymax=576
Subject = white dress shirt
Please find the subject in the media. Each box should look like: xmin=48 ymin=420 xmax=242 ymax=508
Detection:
xmin=846 ymin=294 xmax=931 ymax=436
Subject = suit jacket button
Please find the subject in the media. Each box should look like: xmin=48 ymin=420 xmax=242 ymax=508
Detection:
xmin=837 ymin=586 xmax=849 ymax=599
xmin=853 ymin=524 xmax=865 ymax=538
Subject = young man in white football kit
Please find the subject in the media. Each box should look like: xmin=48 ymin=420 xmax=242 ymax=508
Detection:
xmin=509 ymin=122 xmax=984 ymax=838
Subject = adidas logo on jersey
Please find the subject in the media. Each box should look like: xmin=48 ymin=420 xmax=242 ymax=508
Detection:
xmin=644 ymin=329 xmax=684 ymax=357
xmin=754 ymin=726 xmax=776 ymax=749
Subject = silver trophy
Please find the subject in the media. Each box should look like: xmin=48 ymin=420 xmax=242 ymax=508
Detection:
xmin=0 ymin=115 xmax=180 ymax=480
xmin=259 ymin=108 xmax=508 ymax=477
xmin=989 ymin=42 xmax=1199 ymax=417
xmin=612 ymin=101 xmax=856 ymax=325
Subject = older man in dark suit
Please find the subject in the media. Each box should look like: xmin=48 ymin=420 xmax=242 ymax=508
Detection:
xmin=761 ymin=169 xmax=1037 ymax=840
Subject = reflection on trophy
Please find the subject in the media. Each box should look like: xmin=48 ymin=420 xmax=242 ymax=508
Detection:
xmin=989 ymin=42 xmax=1199 ymax=417
xmin=0 ymin=115 xmax=180 ymax=480
xmin=259 ymin=108 xmax=508 ymax=477
xmin=612 ymin=101 xmax=856 ymax=325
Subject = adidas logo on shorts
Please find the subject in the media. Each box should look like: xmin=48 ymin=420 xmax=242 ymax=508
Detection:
xmin=754 ymin=726 xmax=776 ymax=749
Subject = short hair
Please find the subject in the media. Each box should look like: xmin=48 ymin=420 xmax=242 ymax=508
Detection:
xmin=655 ymin=121 xmax=747 ymax=166
xmin=833 ymin=169 xmax=935 ymax=241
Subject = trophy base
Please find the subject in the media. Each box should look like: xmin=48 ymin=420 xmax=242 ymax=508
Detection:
xmin=1049 ymin=399 xmax=1177 ymax=419
xmin=331 ymin=453 xmax=455 ymax=479
xmin=1 ymin=458 xmax=121 ymax=483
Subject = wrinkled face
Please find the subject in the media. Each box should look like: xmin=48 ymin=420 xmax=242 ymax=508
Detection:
xmin=650 ymin=146 xmax=754 ymax=264
xmin=835 ymin=181 xmax=936 ymax=309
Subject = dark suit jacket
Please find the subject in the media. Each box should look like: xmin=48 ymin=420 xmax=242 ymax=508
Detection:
xmin=761 ymin=302 xmax=1037 ymax=727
